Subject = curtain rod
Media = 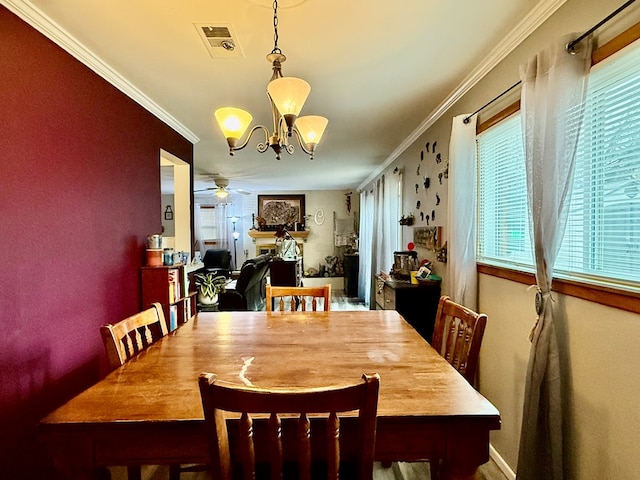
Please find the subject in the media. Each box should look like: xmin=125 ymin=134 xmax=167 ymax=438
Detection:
xmin=567 ymin=0 xmax=636 ymax=52
xmin=463 ymin=0 xmax=637 ymax=124
xmin=462 ymin=80 xmax=521 ymax=124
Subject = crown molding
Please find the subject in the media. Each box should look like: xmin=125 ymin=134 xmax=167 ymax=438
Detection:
xmin=358 ymin=0 xmax=567 ymax=191
xmin=2 ymin=0 xmax=200 ymax=144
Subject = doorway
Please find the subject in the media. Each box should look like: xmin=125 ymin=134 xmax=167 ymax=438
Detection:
xmin=160 ymin=149 xmax=191 ymax=254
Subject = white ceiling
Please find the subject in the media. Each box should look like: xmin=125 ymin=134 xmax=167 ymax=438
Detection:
xmin=10 ymin=0 xmax=557 ymax=194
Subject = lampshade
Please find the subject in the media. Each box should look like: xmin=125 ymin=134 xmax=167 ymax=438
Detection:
xmin=215 ymin=188 xmax=229 ymax=199
xmin=214 ymin=107 xmax=253 ymax=141
xmin=295 ymin=116 xmax=328 ymax=146
xmin=267 ymin=77 xmax=311 ymax=117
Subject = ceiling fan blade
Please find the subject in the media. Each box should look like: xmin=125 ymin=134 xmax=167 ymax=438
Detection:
xmin=232 ymin=188 xmax=251 ymax=195
xmin=194 ymin=187 xmax=217 ymax=192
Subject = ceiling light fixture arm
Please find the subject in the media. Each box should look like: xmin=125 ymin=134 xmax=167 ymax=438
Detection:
xmin=228 ymin=125 xmax=270 ymax=155
xmin=290 ymin=127 xmax=316 ymax=160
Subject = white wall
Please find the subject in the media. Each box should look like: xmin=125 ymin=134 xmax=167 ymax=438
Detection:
xmin=235 ymin=190 xmax=359 ymax=279
xmin=361 ymin=0 xmax=640 ymax=477
xmin=161 ymin=194 xmax=175 ymax=237
xmin=301 ymin=190 xmax=359 ymax=273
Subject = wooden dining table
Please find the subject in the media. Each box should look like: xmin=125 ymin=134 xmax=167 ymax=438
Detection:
xmin=40 ymin=310 xmax=500 ymax=480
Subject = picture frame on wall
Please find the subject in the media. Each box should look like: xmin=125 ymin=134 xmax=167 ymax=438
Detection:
xmin=414 ymin=226 xmax=440 ymax=251
xmin=257 ymin=194 xmax=306 ymax=230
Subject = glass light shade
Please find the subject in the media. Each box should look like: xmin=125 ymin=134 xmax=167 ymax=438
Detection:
xmin=215 ymin=188 xmax=229 ymax=199
xmin=267 ymin=77 xmax=311 ymax=117
xmin=232 ymin=231 xmax=240 ymax=240
xmin=295 ymin=116 xmax=328 ymax=145
xmin=214 ymin=107 xmax=253 ymax=140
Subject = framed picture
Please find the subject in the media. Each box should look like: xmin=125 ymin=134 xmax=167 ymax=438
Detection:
xmin=414 ymin=226 xmax=440 ymax=251
xmin=258 ymin=195 xmax=305 ymax=230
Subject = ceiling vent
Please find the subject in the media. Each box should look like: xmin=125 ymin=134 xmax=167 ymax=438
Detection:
xmin=194 ymin=23 xmax=244 ymax=59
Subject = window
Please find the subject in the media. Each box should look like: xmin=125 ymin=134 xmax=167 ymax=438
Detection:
xmin=478 ymin=41 xmax=640 ymax=291
xmin=477 ymin=114 xmax=531 ymax=270
xmin=199 ymin=205 xmax=227 ymax=246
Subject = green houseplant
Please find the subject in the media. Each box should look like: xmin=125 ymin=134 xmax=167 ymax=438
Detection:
xmin=194 ymin=273 xmax=227 ymax=305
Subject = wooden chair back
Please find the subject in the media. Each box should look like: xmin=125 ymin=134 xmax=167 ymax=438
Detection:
xmin=431 ymin=295 xmax=487 ymax=385
xmin=100 ymin=302 xmax=168 ymax=370
xmin=266 ymin=284 xmax=332 ymax=312
xmin=198 ymin=372 xmax=380 ymax=480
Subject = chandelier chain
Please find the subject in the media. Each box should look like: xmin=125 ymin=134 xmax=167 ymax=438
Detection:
xmin=271 ymin=0 xmax=282 ymax=55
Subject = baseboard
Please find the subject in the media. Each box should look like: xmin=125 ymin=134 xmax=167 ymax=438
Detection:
xmin=301 ymin=276 xmax=344 ymax=289
xmin=490 ymin=443 xmax=516 ymax=480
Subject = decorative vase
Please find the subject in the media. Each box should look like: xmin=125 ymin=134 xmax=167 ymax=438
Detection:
xmin=198 ymin=292 xmax=218 ymax=305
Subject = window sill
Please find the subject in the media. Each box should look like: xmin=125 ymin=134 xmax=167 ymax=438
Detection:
xmin=477 ymin=263 xmax=640 ymax=314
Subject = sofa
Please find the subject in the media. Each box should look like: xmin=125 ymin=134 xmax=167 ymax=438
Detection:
xmin=217 ymin=254 xmax=272 ymax=311
xmin=202 ymin=249 xmax=232 ymax=278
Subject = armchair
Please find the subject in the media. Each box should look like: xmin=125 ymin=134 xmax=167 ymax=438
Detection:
xmin=202 ymin=249 xmax=232 ymax=278
xmin=217 ymin=254 xmax=272 ymax=311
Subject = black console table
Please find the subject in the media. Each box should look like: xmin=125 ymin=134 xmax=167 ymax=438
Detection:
xmin=269 ymin=258 xmax=302 ymax=287
xmin=374 ymin=275 xmax=441 ymax=343
xmin=344 ymin=254 xmax=360 ymax=297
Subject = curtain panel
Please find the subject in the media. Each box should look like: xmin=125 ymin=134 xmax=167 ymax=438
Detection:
xmin=358 ymin=172 xmax=402 ymax=307
xmin=447 ymin=114 xmax=478 ymax=310
xmin=358 ymin=189 xmax=374 ymax=306
xmin=516 ymin=34 xmax=591 ymax=480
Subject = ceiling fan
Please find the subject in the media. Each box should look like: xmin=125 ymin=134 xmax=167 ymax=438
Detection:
xmin=194 ymin=177 xmax=251 ymax=199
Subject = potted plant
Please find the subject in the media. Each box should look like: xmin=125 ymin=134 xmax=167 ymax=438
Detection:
xmin=194 ymin=273 xmax=227 ymax=305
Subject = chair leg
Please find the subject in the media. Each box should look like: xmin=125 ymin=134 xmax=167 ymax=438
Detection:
xmin=169 ymin=464 xmax=181 ymax=480
xmin=126 ymin=466 xmax=142 ymax=480
xmin=429 ymin=459 xmax=441 ymax=480
xmin=96 ymin=467 xmax=112 ymax=480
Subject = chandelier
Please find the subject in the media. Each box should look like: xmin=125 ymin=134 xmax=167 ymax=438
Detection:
xmin=214 ymin=0 xmax=328 ymax=160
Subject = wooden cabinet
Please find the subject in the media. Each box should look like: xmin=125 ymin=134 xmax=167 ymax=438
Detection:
xmin=141 ymin=264 xmax=197 ymax=331
xmin=269 ymin=258 xmax=302 ymax=286
xmin=375 ymin=275 xmax=441 ymax=343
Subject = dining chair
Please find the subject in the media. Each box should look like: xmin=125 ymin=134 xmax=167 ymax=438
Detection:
xmin=100 ymin=302 xmax=169 ymax=371
xmin=198 ymin=372 xmax=380 ymax=480
xmin=266 ymin=284 xmax=332 ymax=312
xmin=431 ymin=295 xmax=488 ymax=386
xmin=100 ymin=304 xmax=203 ymax=480
xmin=426 ymin=296 xmax=488 ymax=480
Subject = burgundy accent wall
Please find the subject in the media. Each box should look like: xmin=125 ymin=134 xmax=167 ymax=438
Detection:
xmin=0 ymin=7 xmax=193 ymax=477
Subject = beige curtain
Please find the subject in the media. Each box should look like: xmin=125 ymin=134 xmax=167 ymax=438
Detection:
xmin=447 ymin=114 xmax=478 ymax=309
xmin=516 ymin=34 xmax=591 ymax=480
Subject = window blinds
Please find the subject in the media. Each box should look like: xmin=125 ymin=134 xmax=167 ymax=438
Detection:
xmin=477 ymin=40 xmax=640 ymax=290
xmin=477 ymin=114 xmax=532 ymax=269
xmin=558 ymin=41 xmax=640 ymax=286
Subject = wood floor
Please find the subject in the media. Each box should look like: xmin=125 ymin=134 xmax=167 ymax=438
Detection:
xmin=329 ymin=288 xmax=369 ymax=310
xmin=110 ymin=460 xmax=507 ymax=480
xmin=111 ymin=290 xmax=509 ymax=480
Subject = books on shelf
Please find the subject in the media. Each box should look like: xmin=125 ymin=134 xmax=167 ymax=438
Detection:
xmin=168 ymin=268 xmax=181 ymax=303
xmin=169 ymin=305 xmax=178 ymax=331
xmin=184 ymin=296 xmax=192 ymax=323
